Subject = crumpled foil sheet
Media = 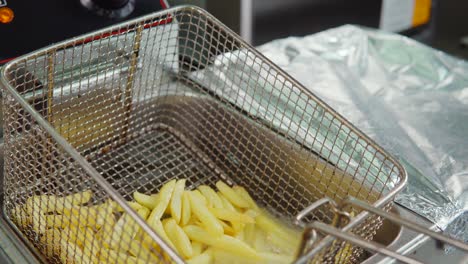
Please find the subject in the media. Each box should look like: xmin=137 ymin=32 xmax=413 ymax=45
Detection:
xmin=254 ymin=25 xmax=467 ymax=240
xmin=188 ymin=25 xmax=467 ymax=242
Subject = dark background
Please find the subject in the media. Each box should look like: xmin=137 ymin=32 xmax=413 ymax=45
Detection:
xmin=429 ymin=0 xmax=468 ymax=59
xmin=0 ymin=0 xmax=467 ymax=61
xmin=0 ymin=0 xmax=164 ymax=61
xmin=251 ymin=0 xmax=468 ymax=59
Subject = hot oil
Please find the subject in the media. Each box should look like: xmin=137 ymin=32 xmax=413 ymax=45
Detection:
xmin=50 ymin=89 xmax=127 ymax=153
xmin=8 ymin=91 xmax=380 ymax=264
xmin=255 ymin=207 xmax=303 ymax=254
xmin=49 ymin=90 xmax=379 ymax=225
xmin=143 ymin=94 xmax=380 ymax=224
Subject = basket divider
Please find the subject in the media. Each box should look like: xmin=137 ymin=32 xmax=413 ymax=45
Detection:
xmin=121 ymin=23 xmax=144 ymax=142
xmin=46 ymin=51 xmax=55 ymax=124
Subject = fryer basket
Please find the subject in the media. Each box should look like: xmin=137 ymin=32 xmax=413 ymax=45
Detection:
xmin=0 ymin=6 xmax=406 ymax=263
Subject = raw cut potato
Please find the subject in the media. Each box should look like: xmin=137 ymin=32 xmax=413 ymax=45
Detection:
xmin=11 ymin=180 xmax=302 ymax=264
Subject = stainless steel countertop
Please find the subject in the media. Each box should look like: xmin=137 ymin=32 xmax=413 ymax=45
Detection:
xmin=363 ymin=205 xmax=467 ymax=264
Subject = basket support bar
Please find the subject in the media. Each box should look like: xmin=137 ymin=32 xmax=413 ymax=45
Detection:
xmin=344 ymin=196 xmax=468 ymax=252
xmin=294 ymin=196 xmax=468 ymax=264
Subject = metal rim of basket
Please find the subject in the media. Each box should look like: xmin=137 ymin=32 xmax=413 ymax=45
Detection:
xmin=0 ymin=5 xmax=439 ymax=264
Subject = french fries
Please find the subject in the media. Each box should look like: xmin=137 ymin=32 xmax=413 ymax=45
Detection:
xmin=188 ymin=191 xmax=224 ymax=236
xmin=60 ymin=240 xmax=88 ymax=264
xmin=99 ymin=247 xmax=146 ymax=264
xmin=187 ymin=250 xmax=212 ymax=264
xmin=147 ymin=179 xmax=176 ymax=224
xmin=25 ymin=190 xmax=93 ymax=215
xmin=40 ymin=228 xmax=62 ymax=258
xmin=163 ymin=218 xmax=193 ymax=258
xmin=198 ymin=185 xmax=223 ymax=209
xmin=61 ymin=226 xmax=95 ymax=248
xmin=103 ymin=207 xmax=149 ymax=250
xmin=211 ymin=248 xmax=293 ymax=264
xmin=191 ymin=241 xmax=204 ymax=256
xmin=11 ymin=206 xmax=30 ymax=229
xmin=216 ymin=181 xmax=249 ymax=208
xmin=133 ymin=192 xmax=159 ymax=210
xmin=127 ymin=240 xmax=159 ymax=262
xmin=219 ymin=194 xmax=236 ymax=211
xmin=233 ymin=186 xmax=259 ymax=210
xmin=209 ymin=207 xmax=255 ymax=224
xmin=12 ymin=179 xmax=303 ymax=264
xmin=180 ymin=191 xmax=192 ymax=226
xmin=255 ymin=210 xmax=301 ymax=253
xmin=170 ymin=179 xmax=186 ymax=224
xmin=145 ymin=218 xmax=176 ymax=250
xmin=219 ymin=219 xmax=236 ymax=236
xmin=184 ymin=225 xmax=260 ymax=260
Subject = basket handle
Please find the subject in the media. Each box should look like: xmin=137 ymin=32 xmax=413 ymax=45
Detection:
xmin=294 ymin=196 xmax=468 ymax=264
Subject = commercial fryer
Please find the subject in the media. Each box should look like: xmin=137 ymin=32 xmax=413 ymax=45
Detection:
xmin=0 ymin=5 xmax=466 ymax=264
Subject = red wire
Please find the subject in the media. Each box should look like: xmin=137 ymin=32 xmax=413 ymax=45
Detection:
xmin=160 ymin=0 xmax=169 ymax=9
xmin=0 ymin=57 xmax=15 ymax=64
xmin=1 ymin=2 xmax=170 ymax=64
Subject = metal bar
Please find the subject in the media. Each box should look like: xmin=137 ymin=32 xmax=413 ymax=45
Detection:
xmin=121 ymin=23 xmax=143 ymax=141
xmin=42 ymin=51 xmax=56 ymax=189
xmin=295 ymin=197 xmax=353 ymax=263
xmin=345 ymin=196 xmax=468 ymax=252
xmin=309 ymin=222 xmax=423 ymax=264
xmin=295 ymin=227 xmax=319 ymax=261
xmin=46 ymin=52 xmax=55 ymax=124
xmin=295 ymin=197 xmax=334 ymax=224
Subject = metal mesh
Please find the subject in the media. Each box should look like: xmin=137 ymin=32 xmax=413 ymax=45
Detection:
xmin=1 ymin=6 xmax=405 ymax=264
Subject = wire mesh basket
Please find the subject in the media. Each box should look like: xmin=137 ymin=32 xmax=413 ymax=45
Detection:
xmin=0 ymin=6 xmax=406 ymax=264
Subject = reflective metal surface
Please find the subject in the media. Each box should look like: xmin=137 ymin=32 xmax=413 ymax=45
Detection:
xmin=343 ymin=196 xmax=467 ymax=252
xmin=0 ymin=6 xmax=406 ymax=263
xmin=255 ymin=25 xmax=468 ymax=241
xmin=0 ymin=143 xmax=41 ymax=264
xmin=363 ymin=206 xmax=468 ymax=264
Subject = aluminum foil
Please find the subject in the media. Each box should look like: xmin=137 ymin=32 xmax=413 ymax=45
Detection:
xmin=254 ymin=25 xmax=467 ymax=238
xmin=188 ymin=25 xmax=467 ymax=241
